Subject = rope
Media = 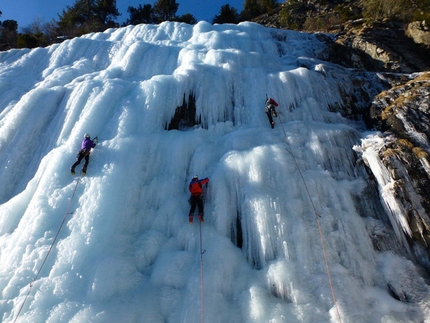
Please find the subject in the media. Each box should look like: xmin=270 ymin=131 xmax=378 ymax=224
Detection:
xmin=13 ymin=173 xmax=83 ymax=323
xmin=277 ymin=112 xmax=343 ymax=323
xmin=199 ymin=221 xmax=205 ymax=323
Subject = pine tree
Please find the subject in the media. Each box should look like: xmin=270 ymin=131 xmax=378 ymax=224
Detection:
xmin=57 ymin=0 xmax=119 ymax=37
xmin=242 ymin=0 xmax=264 ymax=20
xmin=153 ymin=0 xmax=179 ymax=23
xmin=213 ymin=5 xmax=240 ymax=24
xmin=125 ymin=4 xmax=154 ymax=25
xmin=0 ymin=19 xmax=18 ymax=49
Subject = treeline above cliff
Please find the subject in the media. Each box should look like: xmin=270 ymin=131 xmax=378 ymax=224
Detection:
xmin=253 ymin=0 xmax=430 ymax=32
xmin=1 ymin=0 xmax=430 ymax=51
xmin=0 ymin=0 xmax=277 ymax=50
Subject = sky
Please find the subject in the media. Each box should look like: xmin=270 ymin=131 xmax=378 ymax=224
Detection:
xmin=0 ymin=0 xmax=246 ymax=29
xmin=0 ymin=21 xmax=430 ymax=323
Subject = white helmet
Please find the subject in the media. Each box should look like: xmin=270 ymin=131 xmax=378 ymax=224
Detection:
xmin=84 ymin=133 xmax=91 ymax=138
xmin=192 ymin=175 xmax=198 ymax=180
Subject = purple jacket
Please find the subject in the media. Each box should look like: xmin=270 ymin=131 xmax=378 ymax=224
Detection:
xmin=81 ymin=137 xmax=96 ymax=151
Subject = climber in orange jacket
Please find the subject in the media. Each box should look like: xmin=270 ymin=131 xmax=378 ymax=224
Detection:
xmin=188 ymin=175 xmax=209 ymax=223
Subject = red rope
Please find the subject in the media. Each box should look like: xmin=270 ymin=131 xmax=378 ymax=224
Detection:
xmin=316 ymin=214 xmax=342 ymax=321
xmin=277 ymin=113 xmax=343 ymax=323
xmin=199 ymin=221 xmax=205 ymax=323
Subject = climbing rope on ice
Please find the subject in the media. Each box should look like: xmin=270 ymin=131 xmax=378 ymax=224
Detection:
xmin=198 ymin=183 xmax=208 ymax=323
xmin=13 ymin=173 xmax=84 ymax=323
xmin=199 ymin=220 xmax=205 ymax=323
xmin=277 ymin=112 xmax=343 ymax=323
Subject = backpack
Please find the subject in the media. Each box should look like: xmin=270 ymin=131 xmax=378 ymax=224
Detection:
xmin=268 ymin=98 xmax=279 ymax=107
xmin=189 ymin=181 xmax=203 ymax=196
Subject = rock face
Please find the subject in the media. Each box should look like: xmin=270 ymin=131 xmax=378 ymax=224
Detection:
xmin=331 ymin=20 xmax=430 ymax=73
xmin=253 ymin=3 xmax=430 ymax=74
xmin=368 ymin=73 xmax=430 ymax=139
xmin=363 ymin=73 xmax=430 ymax=256
xmin=406 ymin=21 xmax=430 ymax=47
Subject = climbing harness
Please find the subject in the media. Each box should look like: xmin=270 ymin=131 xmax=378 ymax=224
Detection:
xmin=277 ymin=112 xmax=343 ymax=323
xmin=13 ymin=173 xmax=83 ymax=323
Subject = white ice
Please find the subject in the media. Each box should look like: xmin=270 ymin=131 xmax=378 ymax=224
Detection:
xmin=0 ymin=21 xmax=429 ymax=323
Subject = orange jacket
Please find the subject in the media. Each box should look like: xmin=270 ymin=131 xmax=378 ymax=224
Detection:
xmin=189 ymin=178 xmax=209 ymax=196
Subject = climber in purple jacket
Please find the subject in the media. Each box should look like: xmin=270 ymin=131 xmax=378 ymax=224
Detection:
xmin=70 ymin=133 xmax=98 ymax=175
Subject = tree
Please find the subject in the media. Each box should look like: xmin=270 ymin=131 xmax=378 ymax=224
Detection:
xmin=260 ymin=0 xmax=277 ymax=12
xmin=124 ymin=4 xmax=154 ymax=25
xmin=20 ymin=19 xmax=61 ymax=47
xmin=2 ymin=19 xmax=18 ymax=32
xmin=361 ymin=0 xmax=430 ymax=22
xmin=242 ymin=0 xmax=278 ymax=20
xmin=57 ymin=0 xmax=120 ymax=37
xmin=175 ymin=13 xmax=197 ymax=24
xmin=94 ymin=0 xmax=120 ymax=25
xmin=153 ymin=0 xmax=179 ymax=22
xmin=213 ymin=4 xmax=240 ymax=24
xmin=21 ymin=18 xmax=45 ymax=35
xmin=242 ymin=0 xmax=264 ymax=20
xmin=0 ymin=19 xmax=18 ymax=49
xmin=42 ymin=21 xmax=61 ymax=43
xmin=17 ymin=33 xmax=40 ymax=48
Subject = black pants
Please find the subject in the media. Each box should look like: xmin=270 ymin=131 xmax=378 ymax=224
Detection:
xmin=266 ymin=111 xmax=275 ymax=128
xmin=189 ymin=195 xmax=204 ymax=216
xmin=71 ymin=150 xmax=90 ymax=172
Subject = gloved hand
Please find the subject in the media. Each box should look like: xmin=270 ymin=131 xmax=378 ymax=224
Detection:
xmin=92 ymin=136 xmax=98 ymax=144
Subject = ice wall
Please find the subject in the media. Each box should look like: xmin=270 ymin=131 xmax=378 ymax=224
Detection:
xmin=0 ymin=21 xmax=429 ymax=323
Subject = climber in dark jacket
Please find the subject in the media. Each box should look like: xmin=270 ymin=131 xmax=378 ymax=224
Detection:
xmin=71 ymin=133 xmax=97 ymax=175
xmin=265 ymin=97 xmax=278 ymax=129
xmin=188 ymin=175 xmax=209 ymax=223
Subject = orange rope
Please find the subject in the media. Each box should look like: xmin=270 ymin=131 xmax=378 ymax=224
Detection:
xmin=13 ymin=173 xmax=83 ymax=322
xmin=277 ymin=112 xmax=343 ymax=323
xmin=199 ymin=221 xmax=205 ymax=323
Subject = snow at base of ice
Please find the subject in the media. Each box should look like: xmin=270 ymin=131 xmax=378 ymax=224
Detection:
xmin=0 ymin=21 xmax=429 ymax=323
